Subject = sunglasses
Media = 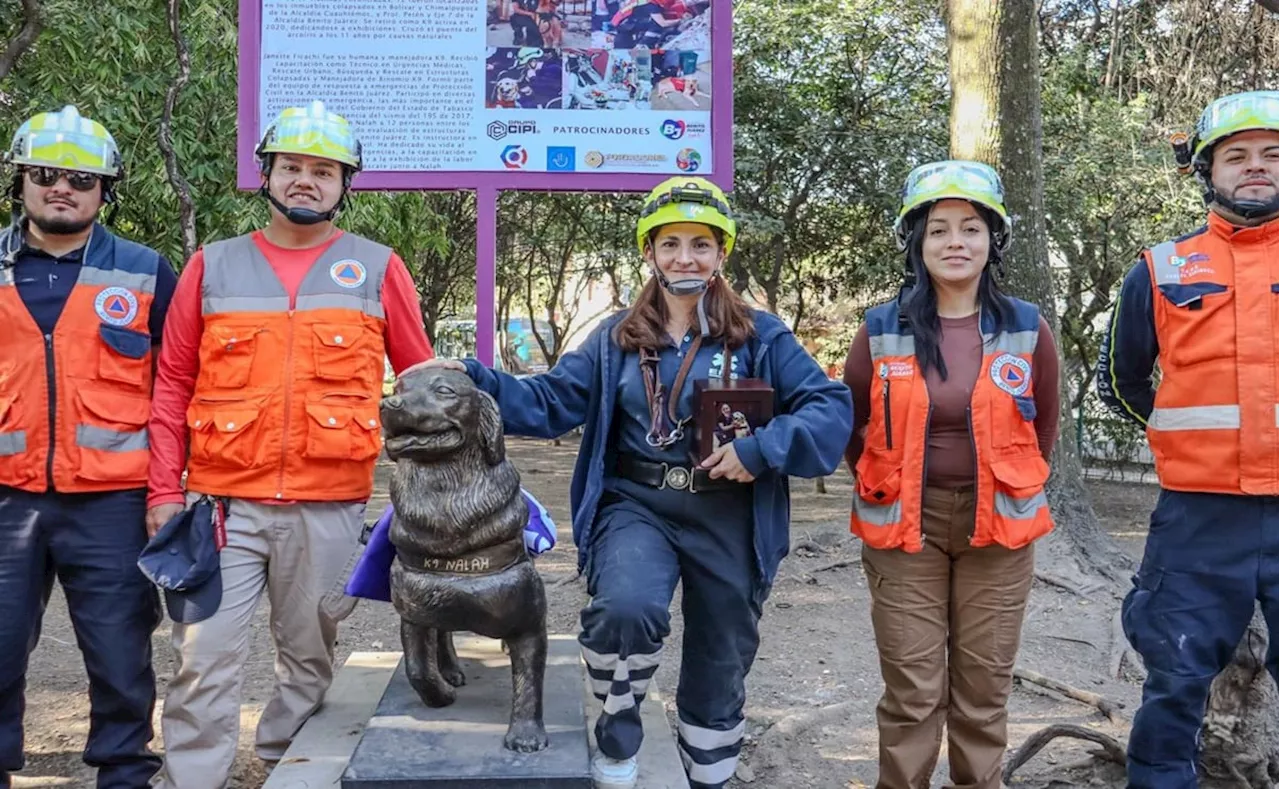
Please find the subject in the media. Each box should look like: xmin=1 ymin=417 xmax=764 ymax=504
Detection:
xmin=25 ymin=167 xmax=102 ymax=192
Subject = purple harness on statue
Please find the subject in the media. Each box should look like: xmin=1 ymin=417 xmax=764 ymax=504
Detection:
xmin=344 ymin=488 xmax=557 ymax=603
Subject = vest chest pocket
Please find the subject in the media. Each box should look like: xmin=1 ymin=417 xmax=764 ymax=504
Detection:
xmin=187 ymin=395 xmax=267 ymax=469
xmin=311 ymin=324 xmax=378 ymax=387
xmin=303 ymin=396 xmax=382 ymax=461
xmin=1156 ymin=282 xmax=1233 ymax=369
xmin=202 ymin=325 xmax=260 ymax=389
xmin=991 ymin=393 xmax=1040 ymax=449
xmin=98 ymin=324 xmax=152 ymax=388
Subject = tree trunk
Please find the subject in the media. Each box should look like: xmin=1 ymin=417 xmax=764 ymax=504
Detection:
xmin=0 ymin=0 xmax=42 ymax=81
xmin=158 ymin=0 xmax=198 ymax=263
xmin=946 ymin=0 xmax=1129 ymax=583
xmin=1200 ymin=609 xmax=1279 ymax=788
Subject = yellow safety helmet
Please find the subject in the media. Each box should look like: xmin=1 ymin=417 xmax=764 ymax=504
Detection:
xmin=256 ymin=100 xmax=362 ymax=171
xmin=1192 ymin=90 xmax=1280 ymax=164
xmin=894 ymin=159 xmax=1011 ymax=251
xmin=635 ymin=176 xmax=736 ymax=256
xmin=6 ymin=105 xmax=121 ymax=178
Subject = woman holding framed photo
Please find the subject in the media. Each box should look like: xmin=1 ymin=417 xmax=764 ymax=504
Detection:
xmin=412 ymin=176 xmax=851 ymax=789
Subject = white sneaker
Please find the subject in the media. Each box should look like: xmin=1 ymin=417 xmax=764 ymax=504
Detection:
xmin=591 ymin=753 xmax=639 ymax=789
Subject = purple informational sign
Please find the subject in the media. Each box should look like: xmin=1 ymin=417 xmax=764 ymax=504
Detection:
xmin=238 ymin=0 xmax=734 ymax=366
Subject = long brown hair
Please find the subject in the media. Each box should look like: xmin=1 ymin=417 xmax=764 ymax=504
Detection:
xmin=614 ymin=272 xmax=756 ymax=351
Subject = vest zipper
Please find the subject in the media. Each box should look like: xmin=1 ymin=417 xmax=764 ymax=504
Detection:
xmin=879 ymin=364 xmax=893 ymax=450
xmin=966 ymin=405 xmax=978 ymax=545
xmin=44 ymin=333 xmax=55 ymax=488
xmin=919 ymin=403 xmax=932 ymax=545
xmin=276 ymin=310 xmax=296 ymax=499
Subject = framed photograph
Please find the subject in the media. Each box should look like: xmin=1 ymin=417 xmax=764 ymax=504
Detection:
xmin=694 ymin=378 xmax=774 ymax=463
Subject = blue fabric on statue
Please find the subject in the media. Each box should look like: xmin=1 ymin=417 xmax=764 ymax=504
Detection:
xmin=345 ymin=489 xmax=558 ymax=602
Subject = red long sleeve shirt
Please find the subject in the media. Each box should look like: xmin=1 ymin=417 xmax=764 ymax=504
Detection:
xmin=146 ymin=230 xmax=434 ymax=508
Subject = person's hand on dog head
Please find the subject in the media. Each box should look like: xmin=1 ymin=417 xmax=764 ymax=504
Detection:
xmin=398 ymin=357 xmax=466 ymax=380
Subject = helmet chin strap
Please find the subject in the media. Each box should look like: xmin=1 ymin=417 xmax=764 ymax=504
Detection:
xmin=1195 ymin=163 xmax=1280 ymax=221
xmin=1214 ymin=193 xmax=1280 ymax=220
xmin=262 ymin=187 xmax=340 ymax=225
xmin=654 ymin=267 xmax=717 ymax=337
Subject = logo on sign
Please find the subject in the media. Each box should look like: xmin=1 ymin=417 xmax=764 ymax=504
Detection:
xmin=584 ymin=150 xmax=604 ymax=169
xmin=487 ymin=120 xmax=537 ymax=141
xmin=330 ymin=259 xmax=367 ymax=289
xmin=94 ymin=287 xmax=138 ymax=326
xmin=989 ymin=353 xmax=1031 ymax=396
xmin=660 ymin=119 xmax=687 ymax=140
xmin=547 ymin=146 xmax=576 ymax=171
xmin=501 ymin=144 xmax=529 ymax=169
xmin=676 ymin=148 xmax=702 ymax=172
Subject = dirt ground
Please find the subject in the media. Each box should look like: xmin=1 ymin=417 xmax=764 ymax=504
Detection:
xmin=16 ymin=438 xmax=1166 ymax=789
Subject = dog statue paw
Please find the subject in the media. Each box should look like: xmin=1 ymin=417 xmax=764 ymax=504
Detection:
xmin=380 ymin=368 xmax=550 ymax=753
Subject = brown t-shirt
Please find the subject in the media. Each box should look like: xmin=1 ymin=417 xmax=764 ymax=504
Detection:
xmin=842 ymin=312 xmax=1060 ymax=488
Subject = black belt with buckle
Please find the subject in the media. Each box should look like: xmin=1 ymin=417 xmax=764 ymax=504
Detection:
xmin=615 ymin=453 xmax=739 ymax=493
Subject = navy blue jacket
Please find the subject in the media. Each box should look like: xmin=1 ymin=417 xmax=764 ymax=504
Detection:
xmin=1096 ymin=253 xmax=1165 ymax=427
xmin=4 ymin=221 xmax=177 ymax=343
xmin=463 ymin=309 xmax=854 ymax=585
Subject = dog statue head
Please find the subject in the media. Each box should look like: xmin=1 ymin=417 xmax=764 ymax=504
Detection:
xmin=380 ymin=368 xmax=505 ymax=467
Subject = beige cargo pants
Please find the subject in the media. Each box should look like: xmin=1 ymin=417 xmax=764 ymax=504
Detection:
xmin=152 ymin=497 xmax=365 ymax=789
xmin=862 ymin=485 xmax=1035 ymax=789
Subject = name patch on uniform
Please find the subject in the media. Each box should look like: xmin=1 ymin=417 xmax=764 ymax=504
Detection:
xmin=94 ymin=287 xmax=138 ymax=326
xmin=879 ymin=361 xmax=914 ymax=379
xmin=330 ymin=259 xmax=367 ymax=288
xmin=989 ymin=353 xmax=1031 ymax=396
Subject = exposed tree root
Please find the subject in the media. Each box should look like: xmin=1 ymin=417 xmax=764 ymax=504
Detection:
xmin=1002 ymin=723 xmax=1126 ymax=785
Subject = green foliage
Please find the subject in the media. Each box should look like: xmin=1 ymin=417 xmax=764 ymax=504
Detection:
xmin=1 ymin=0 xmax=253 ymax=262
xmin=730 ymin=0 xmax=947 ymax=319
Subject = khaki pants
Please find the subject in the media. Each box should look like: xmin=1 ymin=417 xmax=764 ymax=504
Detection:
xmin=154 ymin=498 xmax=365 ymax=789
xmin=862 ymin=486 xmax=1034 ymax=789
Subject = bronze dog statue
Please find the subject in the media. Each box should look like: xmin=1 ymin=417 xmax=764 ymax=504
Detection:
xmin=379 ymin=367 xmax=549 ymax=753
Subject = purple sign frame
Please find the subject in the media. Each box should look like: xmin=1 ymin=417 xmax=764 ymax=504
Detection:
xmin=237 ymin=0 xmax=734 ymax=365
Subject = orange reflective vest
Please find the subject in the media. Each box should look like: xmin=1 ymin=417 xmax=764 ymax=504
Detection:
xmin=183 ymin=233 xmax=391 ymax=501
xmin=0 ymin=225 xmax=159 ymax=493
xmin=850 ymin=297 xmax=1054 ymax=553
xmin=1141 ymin=212 xmax=1278 ymax=495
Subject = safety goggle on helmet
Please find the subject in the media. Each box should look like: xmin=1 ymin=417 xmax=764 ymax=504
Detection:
xmin=1192 ymin=90 xmax=1280 ymax=165
xmin=5 ymin=105 xmax=122 ymax=178
xmin=256 ymin=100 xmax=363 ymax=172
xmin=894 ymin=159 xmax=1012 ymax=252
xmin=635 ymin=176 xmax=737 ymax=256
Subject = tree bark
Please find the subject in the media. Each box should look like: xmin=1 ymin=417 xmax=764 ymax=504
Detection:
xmin=158 ymin=0 xmax=198 ymax=263
xmin=0 ymin=0 xmax=41 ymax=82
xmin=946 ymin=0 xmax=1130 ymax=582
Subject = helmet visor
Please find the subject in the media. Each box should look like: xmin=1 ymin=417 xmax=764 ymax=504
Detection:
xmin=11 ymin=127 xmax=119 ymax=177
xmin=1195 ymin=91 xmax=1280 ymax=157
xmin=902 ymin=160 xmax=1005 ymax=213
xmin=260 ymin=114 xmax=361 ymax=168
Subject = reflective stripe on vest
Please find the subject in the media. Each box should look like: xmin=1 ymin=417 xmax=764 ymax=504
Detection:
xmin=0 ymin=432 xmax=26 ymax=456
xmin=852 ymin=297 xmax=1053 ymax=552
xmin=1148 ymin=239 xmax=1276 ymax=432
xmin=1143 ymin=217 xmax=1279 ymax=495
xmin=186 ymin=232 xmax=392 ymax=501
xmin=0 ymin=225 xmax=158 ymax=493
